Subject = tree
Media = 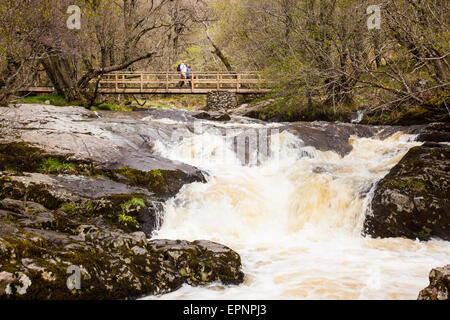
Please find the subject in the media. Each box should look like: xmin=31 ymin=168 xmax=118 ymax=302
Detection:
xmin=0 ymin=0 xmax=53 ymax=105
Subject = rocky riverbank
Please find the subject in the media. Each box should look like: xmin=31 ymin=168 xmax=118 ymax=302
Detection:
xmin=0 ymin=104 xmax=243 ymax=299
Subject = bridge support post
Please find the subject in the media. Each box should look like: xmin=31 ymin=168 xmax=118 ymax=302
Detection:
xmin=206 ymin=91 xmax=237 ymax=111
xmin=236 ymin=74 xmax=241 ymax=93
xmin=166 ymin=73 xmax=169 ymax=91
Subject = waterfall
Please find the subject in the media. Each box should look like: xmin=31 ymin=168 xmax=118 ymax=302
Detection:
xmin=144 ymin=121 xmax=450 ymax=300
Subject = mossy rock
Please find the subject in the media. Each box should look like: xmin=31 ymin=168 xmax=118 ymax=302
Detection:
xmin=0 ymin=142 xmax=105 ymax=177
xmin=365 ymin=142 xmax=450 ymax=241
xmin=112 ymin=166 xmax=206 ymax=199
xmin=0 ymin=206 xmax=244 ymax=300
xmin=418 ymin=265 xmax=450 ymax=300
xmin=0 ymin=174 xmax=161 ymax=236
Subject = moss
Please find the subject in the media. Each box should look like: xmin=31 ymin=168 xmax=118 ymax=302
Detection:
xmin=382 ymin=178 xmax=427 ymax=193
xmin=112 ymin=166 xmax=205 ymax=199
xmin=118 ymin=213 xmax=140 ymax=227
xmin=418 ymin=228 xmax=432 ymax=240
xmin=0 ymin=179 xmax=63 ymax=210
xmin=112 ymin=166 xmax=165 ymax=194
xmin=0 ymin=142 xmax=107 ymax=178
xmin=124 ymin=197 xmax=146 ymax=208
xmin=150 ymin=169 xmax=163 ymax=178
xmin=38 ymin=158 xmax=76 ymax=175
xmin=0 ymin=142 xmax=45 ymax=173
xmin=60 ymin=202 xmax=80 ymax=213
xmin=92 ymin=173 xmax=111 ymax=180
xmin=118 ymin=197 xmax=145 ymax=228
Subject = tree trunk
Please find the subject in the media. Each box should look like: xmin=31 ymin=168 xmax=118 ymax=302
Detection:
xmin=203 ymin=22 xmax=233 ymax=72
xmin=40 ymin=52 xmax=83 ymax=102
xmin=432 ymin=59 xmax=448 ymax=83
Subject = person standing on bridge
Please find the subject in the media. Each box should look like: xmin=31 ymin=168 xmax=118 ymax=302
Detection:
xmin=178 ymin=61 xmax=187 ymax=88
xmin=186 ymin=64 xmax=192 ymax=88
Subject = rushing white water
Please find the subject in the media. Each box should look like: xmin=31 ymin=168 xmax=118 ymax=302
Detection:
xmin=145 ymin=122 xmax=450 ymax=300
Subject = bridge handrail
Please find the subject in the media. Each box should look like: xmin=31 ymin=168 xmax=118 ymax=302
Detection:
xmin=24 ymin=71 xmax=273 ymax=94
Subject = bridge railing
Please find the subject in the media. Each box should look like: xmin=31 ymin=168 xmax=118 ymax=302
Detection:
xmin=98 ymin=72 xmax=270 ymax=93
xmin=24 ymin=71 xmax=272 ymax=94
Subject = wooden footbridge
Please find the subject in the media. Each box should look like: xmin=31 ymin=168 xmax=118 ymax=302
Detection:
xmin=24 ymin=72 xmax=271 ymax=94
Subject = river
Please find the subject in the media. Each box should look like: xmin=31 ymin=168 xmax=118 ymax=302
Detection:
xmin=142 ymin=118 xmax=450 ymax=300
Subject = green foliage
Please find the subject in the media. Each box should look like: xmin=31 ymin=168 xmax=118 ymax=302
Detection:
xmin=60 ymin=202 xmax=80 ymax=213
xmin=122 ymin=197 xmax=146 ymax=209
xmin=118 ymin=213 xmax=139 ymax=226
xmin=146 ymin=102 xmax=172 ymax=109
xmin=118 ymin=197 xmax=145 ymax=227
xmin=38 ymin=158 xmax=76 ymax=174
xmin=150 ymin=169 xmax=163 ymax=178
xmin=21 ymin=94 xmax=77 ymax=106
xmin=85 ymin=201 xmax=96 ymax=213
xmin=90 ymin=103 xmax=132 ymax=112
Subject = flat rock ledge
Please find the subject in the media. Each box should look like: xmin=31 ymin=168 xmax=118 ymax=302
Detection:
xmin=0 ymin=199 xmax=244 ymax=300
xmin=418 ymin=265 xmax=450 ymax=300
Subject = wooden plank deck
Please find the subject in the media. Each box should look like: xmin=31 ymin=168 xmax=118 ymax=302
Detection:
xmin=22 ymin=71 xmax=271 ymax=94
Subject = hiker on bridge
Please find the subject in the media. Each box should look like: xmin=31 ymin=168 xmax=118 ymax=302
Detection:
xmin=186 ymin=64 xmax=192 ymax=88
xmin=178 ymin=61 xmax=188 ymax=88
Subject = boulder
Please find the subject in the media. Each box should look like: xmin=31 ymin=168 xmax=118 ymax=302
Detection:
xmin=0 ymin=199 xmax=244 ymax=300
xmin=364 ymin=142 xmax=450 ymax=241
xmin=417 ymin=122 xmax=450 ymax=143
xmin=418 ymin=265 xmax=450 ymax=300
xmin=280 ymin=122 xmax=423 ymax=156
xmin=0 ymin=173 xmax=162 ymax=236
xmin=192 ymin=111 xmax=231 ymax=122
xmin=0 ymin=104 xmax=205 ymax=177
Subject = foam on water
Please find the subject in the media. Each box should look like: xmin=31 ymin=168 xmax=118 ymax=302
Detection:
xmin=144 ymin=124 xmax=450 ymax=300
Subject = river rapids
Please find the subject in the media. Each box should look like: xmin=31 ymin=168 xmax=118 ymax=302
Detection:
xmin=142 ymin=118 xmax=450 ymax=300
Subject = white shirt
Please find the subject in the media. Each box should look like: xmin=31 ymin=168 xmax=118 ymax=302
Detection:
xmin=180 ymin=63 xmax=187 ymax=73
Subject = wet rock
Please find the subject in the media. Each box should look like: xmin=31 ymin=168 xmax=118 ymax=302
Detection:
xmin=281 ymin=122 xmax=423 ymax=157
xmin=417 ymin=122 xmax=450 ymax=143
xmin=111 ymin=167 xmax=206 ymax=199
xmin=232 ymin=100 xmax=275 ymax=119
xmin=192 ymin=111 xmax=231 ymax=122
xmin=0 ymin=173 xmax=152 ymax=205
xmin=0 ymin=173 xmax=164 ymax=236
xmin=0 ymin=199 xmax=244 ymax=300
xmin=0 ymin=105 xmax=207 ymax=236
xmin=364 ymin=142 xmax=450 ymax=241
xmin=418 ymin=265 xmax=450 ymax=300
xmin=148 ymin=239 xmax=244 ymax=286
xmin=136 ymin=201 xmax=163 ymax=237
xmin=0 ymin=104 xmax=205 ymax=179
